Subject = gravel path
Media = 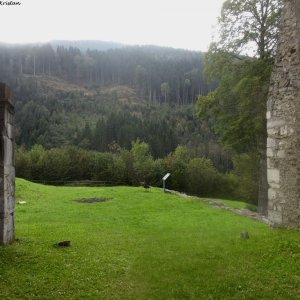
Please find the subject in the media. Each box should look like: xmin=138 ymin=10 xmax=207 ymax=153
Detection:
xmin=165 ymin=189 xmax=269 ymax=224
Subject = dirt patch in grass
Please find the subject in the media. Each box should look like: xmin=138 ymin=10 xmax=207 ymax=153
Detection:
xmin=74 ymin=198 xmax=111 ymax=204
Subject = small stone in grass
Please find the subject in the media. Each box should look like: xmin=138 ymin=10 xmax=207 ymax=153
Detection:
xmin=240 ymin=232 xmax=250 ymax=239
xmin=18 ymin=200 xmax=27 ymax=204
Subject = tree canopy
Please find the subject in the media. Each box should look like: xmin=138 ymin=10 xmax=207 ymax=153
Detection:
xmin=218 ymin=0 xmax=282 ymax=59
xmin=198 ymin=0 xmax=283 ymax=213
xmin=198 ymin=58 xmax=272 ymax=153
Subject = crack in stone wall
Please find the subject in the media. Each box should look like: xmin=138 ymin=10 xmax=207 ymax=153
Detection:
xmin=267 ymin=0 xmax=300 ymax=227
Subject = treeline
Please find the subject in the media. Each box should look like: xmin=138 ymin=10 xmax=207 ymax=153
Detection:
xmin=16 ymin=142 xmax=258 ymax=204
xmin=0 ymin=42 xmax=225 ymax=171
xmin=0 ymin=43 xmax=215 ymax=104
xmin=12 ymin=77 xmax=229 ymax=170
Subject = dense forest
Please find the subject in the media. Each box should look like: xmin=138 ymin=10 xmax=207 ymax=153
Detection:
xmin=0 ymin=42 xmax=215 ymax=104
xmin=0 ymin=42 xmax=230 ymax=170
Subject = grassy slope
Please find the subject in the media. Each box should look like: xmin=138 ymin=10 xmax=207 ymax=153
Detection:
xmin=0 ymin=179 xmax=299 ymax=299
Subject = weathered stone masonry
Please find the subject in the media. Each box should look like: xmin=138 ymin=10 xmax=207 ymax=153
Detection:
xmin=267 ymin=0 xmax=300 ymax=227
xmin=0 ymin=83 xmax=15 ymax=244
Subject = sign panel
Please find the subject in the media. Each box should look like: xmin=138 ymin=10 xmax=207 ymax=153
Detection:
xmin=162 ymin=173 xmax=171 ymax=181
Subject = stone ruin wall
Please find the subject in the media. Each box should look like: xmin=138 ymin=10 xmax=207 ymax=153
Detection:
xmin=0 ymin=83 xmax=15 ymax=244
xmin=267 ymin=0 xmax=300 ymax=227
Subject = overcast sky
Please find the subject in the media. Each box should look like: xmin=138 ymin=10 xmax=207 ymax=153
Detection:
xmin=0 ymin=0 xmax=225 ymax=51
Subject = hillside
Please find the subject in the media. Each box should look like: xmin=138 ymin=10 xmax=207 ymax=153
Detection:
xmin=1 ymin=179 xmax=299 ymax=299
xmin=0 ymin=42 xmax=214 ymax=105
xmin=50 ymin=40 xmax=124 ymax=52
xmin=14 ymin=75 xmax=219 ymax=159
xmin=0 ymin=42 xmax=227 ymax=167
xmin=31 ymin=76 xmax=143 ymax=105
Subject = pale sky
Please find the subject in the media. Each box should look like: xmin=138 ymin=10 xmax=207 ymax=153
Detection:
xmin=0 ymin=0 xmax=225 ymax=51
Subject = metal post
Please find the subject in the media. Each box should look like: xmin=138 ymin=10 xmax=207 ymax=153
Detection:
xmin=162 ymin=173 xmax=170 ymax=193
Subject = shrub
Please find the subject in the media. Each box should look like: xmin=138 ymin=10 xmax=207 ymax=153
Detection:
xmin=230 ymin=153 xmax=259 ymax=204
xmin=186 ymin=157 xmax=219 ymax=196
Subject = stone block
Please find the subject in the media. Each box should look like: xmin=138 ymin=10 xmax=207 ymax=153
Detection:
xmin=279 ymin=125 xmax=294 ymax=136
xmin=275 ymin=204 xmax=282 ymax=212
xmin=268 ymin=188 xmax=278 ymax=200
xmin=269 ymin=182 xmax=280 ymax=189
xmin=268 ymin=169 xmax=280 ymax=184
xmin=280 ymin=126 xmax=288 ymax=136
xmin=267 ymin=148 xmax=274 ymax=157
xmin=267 ymin=119 xmax=286 ymax=129
xmin=277 ymin=150 xmax=286 ymax=158
xmin=267 ymin=158 xmax=277 ymax=169
xmin=267 ymin=138 xmax=276 ymax=148
xmin=6 ymin=124 xmax=14 ymax=140
xmin=269 ymin=210 xmax=283 ymax=225
xmin=267 ymin=127 xmax=279 ymax=135
xmin=3 ymin=137 xmax=13 ymax=166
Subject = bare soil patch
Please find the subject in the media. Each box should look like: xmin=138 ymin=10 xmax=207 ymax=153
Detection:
xmin=74 ymin=198 xmax=111 ymax=204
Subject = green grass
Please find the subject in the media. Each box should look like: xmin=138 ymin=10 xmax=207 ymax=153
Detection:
xmin=0 ymin=178 xmax=300 ymax=299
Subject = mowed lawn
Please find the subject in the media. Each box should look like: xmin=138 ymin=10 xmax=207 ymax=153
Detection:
xmin=1 ymin=179 xmax=300 ymax=299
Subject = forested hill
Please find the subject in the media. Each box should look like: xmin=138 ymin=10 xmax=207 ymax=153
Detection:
xmin=0 ymin=42 xmax=214 ymax=104
xmin=50 ymin=40 xmax=124 ymax=52
xmin=0 ymin=42 xmax=228 ymax=170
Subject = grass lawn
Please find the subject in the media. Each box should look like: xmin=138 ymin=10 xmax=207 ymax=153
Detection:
xmin=1 ymin=179 xmax=300 ymax=299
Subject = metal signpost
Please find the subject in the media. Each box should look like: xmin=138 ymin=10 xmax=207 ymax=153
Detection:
xmin=162 ymin=173 xmax=171 ymax=192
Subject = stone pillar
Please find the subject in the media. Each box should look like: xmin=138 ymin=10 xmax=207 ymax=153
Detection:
xmin=0 ymin=83 xmax=15 ymax=244
xmin=267 ymin=0 xmax=300 ymax=227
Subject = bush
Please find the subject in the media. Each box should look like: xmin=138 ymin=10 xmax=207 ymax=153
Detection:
xmin=131 ymin=140 xmax=155 ymax=185
xmin=186 ymin=158 xmax=219 ymax=196
xmin=16 ymin=143 xmax=239 ymax=200
xmin=230 ymin=153 xmax=259 ymax=204
xmin=163 ymin=146 xmax=192 ymax=192
xmin=15 ymin=146 xmax=31 ymax=179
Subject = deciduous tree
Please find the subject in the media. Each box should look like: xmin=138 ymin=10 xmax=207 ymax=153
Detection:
xmin=198 ymin=0 xmax=282 ymax=214
xmin=218 ymin=0 xmax=282 ymax=59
